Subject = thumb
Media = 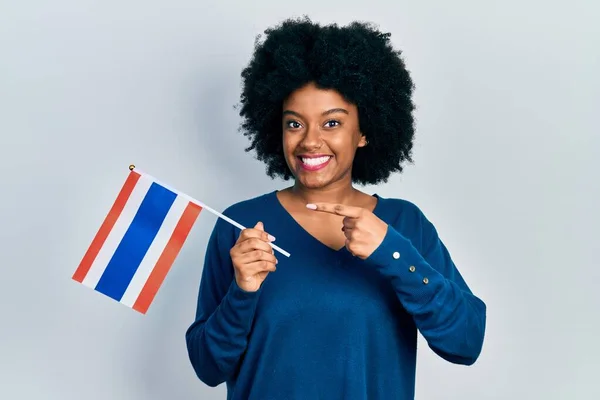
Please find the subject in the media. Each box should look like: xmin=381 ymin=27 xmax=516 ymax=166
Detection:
xmin=254 ymin=221 xmax=268 ymax=241
xmin=254 ymin=221 xmax=276 ymax=242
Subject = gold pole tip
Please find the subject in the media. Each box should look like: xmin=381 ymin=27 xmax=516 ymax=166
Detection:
xmin=129 ymin=164 xmax=135 ymax=171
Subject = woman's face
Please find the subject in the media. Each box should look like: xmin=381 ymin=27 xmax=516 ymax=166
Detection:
xmin=281 ymin=82 xmax=366 ymax=190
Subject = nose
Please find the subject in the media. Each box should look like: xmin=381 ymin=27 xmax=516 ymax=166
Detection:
xmin=299 ymin=125 xmax=323 ymax=150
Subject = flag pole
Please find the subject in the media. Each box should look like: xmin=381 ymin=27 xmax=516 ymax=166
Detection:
xmin=128 ymin=165 xmax=291 ymax=258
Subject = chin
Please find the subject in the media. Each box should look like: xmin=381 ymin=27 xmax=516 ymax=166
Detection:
xmin=297 ymin=178 xmax=330 ymax=189
xmin=293 ymin=170 xmax=336 ymax=189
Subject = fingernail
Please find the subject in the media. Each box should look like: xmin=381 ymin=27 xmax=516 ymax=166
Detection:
xmin=268 ymin=234 xmax=276 ymax=242
xmin=306 ymin=203 xmax=317 ymax=210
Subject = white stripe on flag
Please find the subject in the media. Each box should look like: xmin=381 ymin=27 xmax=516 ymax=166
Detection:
xmin=81 ymin=175 xmax=153 ymax=289
xmin=120 ymin=195 xmax=189 ymax=307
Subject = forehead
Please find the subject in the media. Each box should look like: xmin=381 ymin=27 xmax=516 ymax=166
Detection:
xmin=283 ymin=82 xmax=354 ymax=112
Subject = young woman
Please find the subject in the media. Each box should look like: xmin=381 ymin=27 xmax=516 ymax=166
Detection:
xmin=186 ymin=17 xmax=486 ymax=400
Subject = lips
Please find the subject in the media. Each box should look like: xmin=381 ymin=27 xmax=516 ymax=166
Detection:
xmin=297 ymin=155 xmax=332 ymax=171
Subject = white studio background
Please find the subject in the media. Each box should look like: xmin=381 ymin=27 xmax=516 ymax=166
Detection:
xmin=1 ymin=1 xmax=598 ymax=399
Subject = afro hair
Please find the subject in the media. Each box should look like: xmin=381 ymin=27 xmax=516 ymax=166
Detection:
xmin=237 ymin=17 xmax=416 ymax=185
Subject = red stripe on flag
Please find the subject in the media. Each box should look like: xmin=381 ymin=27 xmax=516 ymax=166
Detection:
xmin=72 ymin=171 xmax=142 ymax=283
xmin=132 ymin=202 xmax=202 ymax=314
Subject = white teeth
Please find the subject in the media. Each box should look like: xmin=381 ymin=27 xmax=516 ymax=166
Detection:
xmin=301 ymin=156 xmax=331 ymax=166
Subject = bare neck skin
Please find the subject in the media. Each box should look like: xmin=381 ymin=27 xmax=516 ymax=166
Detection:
xmin=290 ymin=177 xmax=360 ymax=205
xmin=280 ymin=173 xmax=376 ymax=213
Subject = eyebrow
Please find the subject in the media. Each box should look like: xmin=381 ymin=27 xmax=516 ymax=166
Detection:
xmin=282 ymin=108 xmax=349 ymax=118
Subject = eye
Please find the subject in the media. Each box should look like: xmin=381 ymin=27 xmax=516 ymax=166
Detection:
xmin=285 ymin=120 xmax=302 ymax=129
xmin=324 ymin=120 xmax=340 ymax=128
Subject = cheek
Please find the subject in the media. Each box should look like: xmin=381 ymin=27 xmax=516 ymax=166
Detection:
xmin=282 ymin=132 xmax=300 ymax=148
xmin=329 ymin=137 xmax=355 ymax=157
xmin=282 ymin=135 xmax=297 ymax=158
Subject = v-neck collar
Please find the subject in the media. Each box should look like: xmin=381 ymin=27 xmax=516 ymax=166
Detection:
xmin=268 ymin=190 xmax=385 ymax=255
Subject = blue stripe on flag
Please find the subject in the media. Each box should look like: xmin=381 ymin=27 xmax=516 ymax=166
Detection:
xmin=95 ymin=182 xmax=177 ymax=301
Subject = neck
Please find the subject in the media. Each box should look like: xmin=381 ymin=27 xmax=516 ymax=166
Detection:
xmin=291 ymin=179 xmax=358 ymax=205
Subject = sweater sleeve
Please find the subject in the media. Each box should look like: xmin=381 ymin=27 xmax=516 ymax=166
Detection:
xmin=185 ymin=218 xmax=262 ymax=387
xmin=364 ymin=210 xmax=487 ymax=366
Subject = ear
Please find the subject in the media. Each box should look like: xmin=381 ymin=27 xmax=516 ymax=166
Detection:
xmin=357 ymin=133 xmax=367 ymax=148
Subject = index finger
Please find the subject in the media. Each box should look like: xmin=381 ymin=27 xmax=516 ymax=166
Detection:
xmin=306 ymin=203 xmax=363 ymax=218
xmin=238 ymin=228 xmax=276 ymax=243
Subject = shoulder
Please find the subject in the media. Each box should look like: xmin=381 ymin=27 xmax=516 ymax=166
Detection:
xmin=212 ymin=191 xmax=277 ymax=232
xmin=375 ymin=195 xmax=439 ymax=248
xmin=375 ymin=195 xmax=427 ymax=225
xmin=206 ymin=191 xmax=276 ymax=246
xmin=221 ymin=191 xmax=276 ymax=221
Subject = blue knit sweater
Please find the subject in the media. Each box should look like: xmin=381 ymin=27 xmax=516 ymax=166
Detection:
xmin=185 ymin=191 xmax=486 ymax=399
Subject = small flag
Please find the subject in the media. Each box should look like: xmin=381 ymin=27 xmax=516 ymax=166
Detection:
xmin=72 ymin=165 xmax=290 ymax=314
xmin=72 ymin=167 xmax=202 ymax=314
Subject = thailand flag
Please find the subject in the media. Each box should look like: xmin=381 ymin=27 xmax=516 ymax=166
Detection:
xmin=72 ymin=168 xmax=202 ymax=314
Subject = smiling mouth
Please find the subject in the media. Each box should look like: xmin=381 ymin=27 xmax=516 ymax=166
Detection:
xmin=297 ymin=155 xmax=332 ymax=171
